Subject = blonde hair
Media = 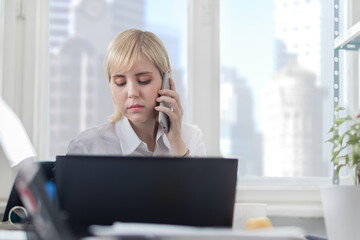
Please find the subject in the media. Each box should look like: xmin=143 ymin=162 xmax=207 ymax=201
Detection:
xmin=104 ymin=29 xmax=172 ymax=122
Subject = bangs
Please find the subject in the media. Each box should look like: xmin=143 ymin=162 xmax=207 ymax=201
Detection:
xmin=104 ymin=29 xmax=171 ymax=82
xmin=105 ymin=34 xmax=142 ymax=81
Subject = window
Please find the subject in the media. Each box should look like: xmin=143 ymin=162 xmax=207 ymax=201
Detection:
xmin=220 ymin=0 xmax=334 ymax=177
xmin=48 ymin=0 xmax=187 ymax=160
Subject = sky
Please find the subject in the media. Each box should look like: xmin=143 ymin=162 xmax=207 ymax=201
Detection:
xmin=220 ymin=0 xmax=275 ymax=81
xmin=220 ymin=0 xmax=275 ymax=130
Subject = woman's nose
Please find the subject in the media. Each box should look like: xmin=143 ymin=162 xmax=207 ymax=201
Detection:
xmin=128 ymin=81 xmax=139 ymax=98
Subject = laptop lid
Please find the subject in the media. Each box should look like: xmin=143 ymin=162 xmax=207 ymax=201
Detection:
xmin=55 ymin=155 xmax=238 ymax=234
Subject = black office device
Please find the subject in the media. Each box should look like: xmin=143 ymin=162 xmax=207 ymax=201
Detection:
xmin=55 ymin=155 xmax=238 ymax=235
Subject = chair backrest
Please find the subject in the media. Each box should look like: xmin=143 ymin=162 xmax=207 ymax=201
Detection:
xmin=2 ymin=161 xmax=55 ymax=222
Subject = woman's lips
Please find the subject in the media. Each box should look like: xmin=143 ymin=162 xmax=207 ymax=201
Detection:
xmin=128 ymin=104 xmax=144 ymax=112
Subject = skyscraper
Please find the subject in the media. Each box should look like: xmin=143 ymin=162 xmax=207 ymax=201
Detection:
xmin=260 ymin=0 xmax=329 ymax=176
xmin=49 ymin=0 xmax=72 ymax=51
xmin=220 ymin=67 xmax=263 ymax=176
xmin=274 ymin=0 xmax=321 ymax=75
xmin=112 ymin=0 xmax=145 ymax=35
xmin=262 ymin=60 xmax=324 ymax=176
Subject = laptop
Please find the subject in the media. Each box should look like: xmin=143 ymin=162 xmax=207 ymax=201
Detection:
xmin=55 ymin=155 xmax=238 ymax=236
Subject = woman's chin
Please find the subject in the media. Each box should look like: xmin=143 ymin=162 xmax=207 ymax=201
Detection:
xmin=126 ymin=114 xmax=156 ymax=125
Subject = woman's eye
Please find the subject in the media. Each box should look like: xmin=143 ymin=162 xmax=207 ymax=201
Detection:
xmin=115 ymin=82 xmax=126 ymax=87
xmin=139 ymin=79 xmax=151 ymax=85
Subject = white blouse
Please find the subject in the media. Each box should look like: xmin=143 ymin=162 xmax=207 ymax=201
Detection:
xmin=67 ymin=117 xmax=206 ymax=157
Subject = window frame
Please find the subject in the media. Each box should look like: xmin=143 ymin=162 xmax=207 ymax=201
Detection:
xmin=0 ymin=0 xmax=49 ymax=159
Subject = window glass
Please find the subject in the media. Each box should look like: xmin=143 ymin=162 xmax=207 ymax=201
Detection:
xmin=48 ymin=0 xmax=186 ymax=160
xmin=220 ymin=0 xmax=334 ymax=177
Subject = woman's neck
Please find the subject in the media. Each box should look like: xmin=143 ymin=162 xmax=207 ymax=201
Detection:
xmin=129 ymin=119 xmax=158 ymax=152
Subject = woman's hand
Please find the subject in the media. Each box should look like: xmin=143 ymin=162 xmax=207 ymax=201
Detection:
xmin=155 ymin=78 xmax=188 ymax=156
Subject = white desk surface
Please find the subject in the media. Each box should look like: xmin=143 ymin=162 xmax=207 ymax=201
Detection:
xmin=90 ymin=222 xmax=307 ymax=240
xmin=0 ymin=230 xmax=27 ymax=240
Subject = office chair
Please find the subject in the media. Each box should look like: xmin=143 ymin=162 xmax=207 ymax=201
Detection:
xmin=2 ymin=161 xmax=55 ymax=222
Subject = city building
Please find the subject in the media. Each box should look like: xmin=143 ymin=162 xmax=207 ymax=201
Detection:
xmin=262 ymin=60 xmax=324 ymax=176
xmin=274 ymin=0 xmax=321 ymax=74
xmin=220 ymin=67 xmax=263 ymax=176
xmin=49 ymin=0 xmax=72 ymax=51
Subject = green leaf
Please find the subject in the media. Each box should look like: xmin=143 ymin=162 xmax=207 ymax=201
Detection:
xmin=326 ymin=135 xmax=339 ymax=144
xmin=335 ymin=118 xmax=346 ymax=125
xmin=327 ymin=126 xmax=335 ymax=133
xmin=345 ymin=155 xmax=350 ymax=165
xmin=335 ymin=106 xmax=345 ymax=112
xmin=332 ymin=147 xmax=347 ymax=162
xmin=347 ymin=135 xmax=360 ymax=145
xmin=339 ymin=133 xmax=347 ymax=145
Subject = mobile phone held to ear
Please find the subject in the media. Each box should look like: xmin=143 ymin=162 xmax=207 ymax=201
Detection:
xmin=158 ymin=72 xmax=171 ymax=133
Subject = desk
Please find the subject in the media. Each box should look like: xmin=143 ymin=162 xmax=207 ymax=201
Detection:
xmin=89 ymin=222 xmax=308 ymax=240
xmin=0 ymin=230 xmax=27 ymax=240
xmin=1 ymin=222 xmax=328 ymax=240
xmin=0 ymin=223 xmax=36 ymax=240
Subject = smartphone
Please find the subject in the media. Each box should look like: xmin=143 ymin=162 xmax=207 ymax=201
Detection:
xmin=158 ymin=72 xmax=171 ymax=133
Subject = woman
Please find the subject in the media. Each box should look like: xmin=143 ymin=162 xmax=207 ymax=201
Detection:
xmin=67 ymin=29 xmax=206 ymax=157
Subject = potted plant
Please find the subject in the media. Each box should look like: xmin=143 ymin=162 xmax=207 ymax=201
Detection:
xmin=327 ymin=106 xmax=360 ymax=185
xmin=321 ymin=106 xmax=360 ymax=240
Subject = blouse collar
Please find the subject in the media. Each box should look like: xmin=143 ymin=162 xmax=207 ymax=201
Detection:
xmin=115 ymin=117 xmax=171 ymax=155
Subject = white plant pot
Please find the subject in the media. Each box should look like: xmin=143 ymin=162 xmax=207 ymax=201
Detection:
xmin=320 ymin=185 xmax=360 ymax=240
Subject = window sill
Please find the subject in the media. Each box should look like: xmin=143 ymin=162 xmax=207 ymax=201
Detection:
xmin=235 ymin=177 xmax=339 ymax=218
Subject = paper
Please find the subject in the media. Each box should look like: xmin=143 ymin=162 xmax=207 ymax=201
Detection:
xmin=90 ymin=222 xmax=307 ymax=240
xmin=0 ymin=98 xmax=36 ymax=167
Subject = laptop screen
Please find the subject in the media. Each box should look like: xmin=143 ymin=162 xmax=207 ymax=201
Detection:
xmin=55 ymin=155 xmax=238 ymax=235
